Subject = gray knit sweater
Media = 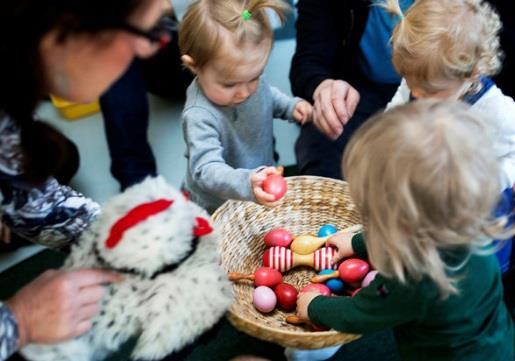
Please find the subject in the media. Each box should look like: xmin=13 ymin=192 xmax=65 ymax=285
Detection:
xmin=182 ymin=77 xmax=301 ymax=213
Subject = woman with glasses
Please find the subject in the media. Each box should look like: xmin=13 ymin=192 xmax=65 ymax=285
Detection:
xmin=0 ymin=0 xmax=168 ymax=359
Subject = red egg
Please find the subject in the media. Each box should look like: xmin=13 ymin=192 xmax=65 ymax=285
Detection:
xmin=254 ymin=267 xmax=283 ymax=287
xmin=338 ymin=259 xmax=370 ymax=283
xmin=263 ymin=174 xmax=287 ymax=201
xmin=300 ymin=283 xmax=331 ymax=296
xmin=264 ymin=228 xmax=293 ymax=247
xmin=274 ymin=283 xmax=298 ymax=310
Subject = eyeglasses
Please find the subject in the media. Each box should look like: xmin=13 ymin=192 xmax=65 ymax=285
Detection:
xmin=118 ymin=17 xmax=175 ymax=48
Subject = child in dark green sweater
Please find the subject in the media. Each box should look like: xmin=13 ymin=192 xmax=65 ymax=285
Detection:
xmin=296 ymin=101 xmax=514 ymax=361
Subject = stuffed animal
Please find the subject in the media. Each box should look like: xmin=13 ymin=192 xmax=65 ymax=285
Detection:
xmin=20 ymin=176 xmax=233 ymax=361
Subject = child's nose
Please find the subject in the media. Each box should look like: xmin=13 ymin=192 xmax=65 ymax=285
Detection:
xmin=236 ymin=85 xmax=250 ymax=99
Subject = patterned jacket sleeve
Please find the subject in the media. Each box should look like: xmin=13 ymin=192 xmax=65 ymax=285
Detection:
xmin=0 ymin=115 xmax=100 ymax=249
xmin=0 ymin=302 xmax=18 ymax=361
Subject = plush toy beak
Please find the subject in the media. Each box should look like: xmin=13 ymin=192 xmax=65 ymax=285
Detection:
xmin=193 ymin=217 xmax=213 ymax=237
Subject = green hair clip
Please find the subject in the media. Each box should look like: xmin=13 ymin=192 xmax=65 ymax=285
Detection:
xmin=242 ymin=9 xmax=252 ymax=21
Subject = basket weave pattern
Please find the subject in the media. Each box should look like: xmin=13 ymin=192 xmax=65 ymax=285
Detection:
xmin=213 ymin=176 xmax=362 ymax=349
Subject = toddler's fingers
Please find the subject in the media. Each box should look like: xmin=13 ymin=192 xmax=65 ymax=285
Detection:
xmin=254 ymin=187 xmax=276 ymax=203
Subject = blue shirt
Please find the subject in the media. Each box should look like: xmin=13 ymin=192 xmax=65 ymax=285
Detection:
xmin=358 ymin=0 xmax=414 ymax=84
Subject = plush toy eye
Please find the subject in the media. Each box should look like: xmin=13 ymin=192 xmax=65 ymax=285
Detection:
xmin=193 ymin=217 xmax=213 ymax=237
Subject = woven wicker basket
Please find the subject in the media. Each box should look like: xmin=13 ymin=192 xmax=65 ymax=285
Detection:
xmin=213 ymin=176 xmax=362 ymax=349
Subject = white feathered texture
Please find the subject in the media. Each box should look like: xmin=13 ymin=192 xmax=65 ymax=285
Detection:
xmin=20 ymin=176 xmax=233 ymax=361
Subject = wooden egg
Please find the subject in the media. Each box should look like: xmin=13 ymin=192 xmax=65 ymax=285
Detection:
xmin=228 ymin=267 xmax=282 ymax=287
xmin=300 ymin=283 xmax=331 ymax=296
xmin=317 ymin=269 xmax=344 ymax=293
xmin=264 ymin=228 xmax=293 ymax=248
xmin=253 ymin=286 xmax=277 ymax=313
xmin=338 ymin=259 xmax=370 ymax=283
xmin=254 ymin=267 xmax=283 ymax=287
xmin=262 ymin=174 xmax=287 ymax=201
xmin=317 ymin=224 xmax=337 ymax=237
xmin=361 ymin=270 xmax=378 ymax=288
xmin=274 ymin=283 xmax=298 ymax=310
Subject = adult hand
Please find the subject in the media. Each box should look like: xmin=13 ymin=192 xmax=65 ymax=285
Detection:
xmin=312 ymin=79 xmax=360 ymax=140
xmin=296 ymin=291 xmax=321 ymax=321
xmin=327 ymin=231 xmax=355 ymax=263
xmin=5 ymin=269 xmax=122 ymax=348
xmin=251 ymin=166 xmax=282 ymax=207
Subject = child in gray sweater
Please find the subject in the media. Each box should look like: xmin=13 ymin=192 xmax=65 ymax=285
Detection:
xmin=178 ymin=0 xmax=312 ymax=213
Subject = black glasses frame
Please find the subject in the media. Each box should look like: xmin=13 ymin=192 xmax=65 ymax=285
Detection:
xmin=118 ymin=16 xmax=176 ymax=48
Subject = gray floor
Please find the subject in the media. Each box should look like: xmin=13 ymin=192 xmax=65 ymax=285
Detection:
xmin=0 ymin=39 xmax=300 ymax=271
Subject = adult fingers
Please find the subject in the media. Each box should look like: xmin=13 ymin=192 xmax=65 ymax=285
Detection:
xmin=76 ymin=303 xmax=101 ymax=323
xmin=76 ymin=285 xmax=105 ymax=306
xmin=69 ymin=269 xmax=123 ymax=289
xmin=331 ymin=81 xmax=351 ymax=123
xmin=344 ymin=86 xmax=361 ymax=120
xmin=319 ymin=88 xmax=344 ymax=137
xmin=313 ymin=104 xmax=335 ymax=140
xmin=72 ymin=320 xmax=93 ymax=338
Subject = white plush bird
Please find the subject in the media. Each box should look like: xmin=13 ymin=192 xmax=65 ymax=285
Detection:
xmin=21 ymin=176 xmax=233 ymax=361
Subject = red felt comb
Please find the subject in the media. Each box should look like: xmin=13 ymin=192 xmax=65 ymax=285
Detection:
xmin=105 ymin=199 xmax=174 ymax=249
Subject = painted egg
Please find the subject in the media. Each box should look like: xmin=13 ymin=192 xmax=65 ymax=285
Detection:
xmin=317 ymin=224 xmax=337 ymax=237
xmin=263 ymin=174 xmax=287 ymax=201
xmin=361 ymin=270 xmax=378 ymax=288
xmin=264 ymin=229 xmax=293 ymax=247
xmin=351 ymin=288 xmax=362 ymax=297
xmin=254 ymin=267 xmax=283 ymax=287
xmin=274 ymin=283 xmax=298 ymax=310
xmin=253 ymin=286 xmax=277 ymax=313
xmin=300 ymin=283 xmax=331 ymax=296
xmin=338 ymin=258 xmax=370 ymax=283
xmin=326 ymin=278 xmax=345 ymax=293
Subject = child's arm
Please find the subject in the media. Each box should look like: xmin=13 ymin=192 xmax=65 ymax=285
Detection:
xmin=385 ymin=78 xmax=410 ymax=111
xmin=298 ymin=272 xmax=430 ymax=334
xmin=183 ymin=108 xmax=257 ymax=202
xmin=299 ymin=232 xmax=430 ymax=333
xmin=327 ymin=231 xmax=367 ymax=263
xmin=269 ymin=86 xmax=312 ymax=124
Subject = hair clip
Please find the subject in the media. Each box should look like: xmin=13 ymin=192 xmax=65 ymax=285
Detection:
xmin=242 ymin=9 xmax=252 ymax=21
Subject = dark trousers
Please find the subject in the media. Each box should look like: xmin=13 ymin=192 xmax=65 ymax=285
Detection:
xmin=100 ymin=26 xmax=193 ymax=191
xmin=295 ymin=71 xmax=399 ymax=180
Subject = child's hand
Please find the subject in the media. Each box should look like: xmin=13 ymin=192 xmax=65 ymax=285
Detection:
xmin=251 ymin=167 xmax=282 ymax=207
xmin=296 ymin=291 xmax=321 ymax=321
xmin=327 ymin=231 xmax=355 ymax=263
xmin=293 ymin=100 xmax=313 ymax=125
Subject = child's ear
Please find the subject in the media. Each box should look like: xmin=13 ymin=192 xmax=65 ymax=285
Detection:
xmin=181 ymin=55 xmax=197 ymax=74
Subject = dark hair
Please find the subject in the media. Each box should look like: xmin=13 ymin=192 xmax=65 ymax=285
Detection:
xmin=0 ymin=0 xmax=142 ymax=183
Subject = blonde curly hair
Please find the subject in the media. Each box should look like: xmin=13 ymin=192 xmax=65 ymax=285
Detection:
xmin=385 ymin=0 xmax=503 ymax=92
xmin=343 ymin=101 xmax=506 ymax=298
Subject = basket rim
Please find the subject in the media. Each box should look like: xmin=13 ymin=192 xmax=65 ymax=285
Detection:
xmin=212 ymin=175 xmax=351 ymax=220
xmin=214 ymin=175 xmax=362 ymax=348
